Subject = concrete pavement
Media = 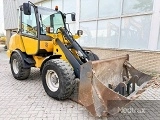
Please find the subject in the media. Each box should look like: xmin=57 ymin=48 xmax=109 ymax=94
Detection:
xmin=0 ymin=46 xmax=160 ymax=120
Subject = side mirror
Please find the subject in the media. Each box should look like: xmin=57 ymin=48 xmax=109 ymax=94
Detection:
xmin=23 ymin=3 xmax=31 ymax=15
xmin=77 ymin=30 xmax=83 ymax=36
xmin=71 ymin=13 xmax=76 ymax=21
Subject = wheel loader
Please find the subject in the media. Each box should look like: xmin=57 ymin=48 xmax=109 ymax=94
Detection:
xmin=7 ymin=1 xmax=152 ymax=117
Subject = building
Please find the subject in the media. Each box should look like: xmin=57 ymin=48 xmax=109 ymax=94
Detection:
xmin=3 ymin=0 xmax=160 ymax=73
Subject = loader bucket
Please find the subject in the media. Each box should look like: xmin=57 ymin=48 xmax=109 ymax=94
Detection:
xmin=71 ymin=55 xmax=152 ymax=117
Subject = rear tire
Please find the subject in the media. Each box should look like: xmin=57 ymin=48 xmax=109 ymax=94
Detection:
xmin=10 ymin=52 xmax=31 ymax=80
xmin=42 ymin=59 xmax=76 ymax=100
xmin=86 ymin=51 xmax=99 ymax=61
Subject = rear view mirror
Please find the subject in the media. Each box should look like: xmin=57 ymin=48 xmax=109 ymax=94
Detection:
xmin=77 ymin=30 xmax=83 ymax=36
xmin=23 ymin=3 xmax=31 ymax=15
xmin=71 ymin=13 xmax=76 ymax=21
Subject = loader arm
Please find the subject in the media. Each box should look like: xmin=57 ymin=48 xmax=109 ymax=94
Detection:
xmin=55 ymin=38 xmax=81 ymax=78
xmin=59 ymin=28 xmax=89 ymax=62
xmin=55 ymin=27 xmax=97 ymax=78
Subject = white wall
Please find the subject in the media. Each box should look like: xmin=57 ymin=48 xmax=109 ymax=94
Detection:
xmin=3 ymin=0 xmax=18 ymax=29
xmin=3 ymin=0 xmax=160 ymax=51
xmin=3 ymin=0 xmax=45 ymax=29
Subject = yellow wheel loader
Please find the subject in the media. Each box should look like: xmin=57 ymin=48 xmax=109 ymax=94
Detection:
xmin=7 ymin=1 xmax=152 ymax=117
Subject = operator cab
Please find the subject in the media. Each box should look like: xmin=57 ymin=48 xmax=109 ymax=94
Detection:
xmin=20 ymin=2 xmax=76 ymax=38
xmin=17 ymin=1 xmax=81 ymax=55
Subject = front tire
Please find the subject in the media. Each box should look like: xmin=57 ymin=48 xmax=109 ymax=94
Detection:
xmin=42 ymin=59 xmax=76 ymax=100
xmin=10 ymin=52 xmax=31 ymax=80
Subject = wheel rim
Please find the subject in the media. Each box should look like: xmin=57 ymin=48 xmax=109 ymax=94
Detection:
xmin=12 ymin=59 xmax=19 ymax=74
xmin=46 ymin=70 xmax=59 ymax=92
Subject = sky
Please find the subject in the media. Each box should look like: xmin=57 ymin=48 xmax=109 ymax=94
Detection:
xmin=0 ymin=0 xmax=4 ymax=34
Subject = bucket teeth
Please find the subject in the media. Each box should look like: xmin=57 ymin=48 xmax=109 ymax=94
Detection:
xmin=71 ymin=55 xmax=152 ymax=117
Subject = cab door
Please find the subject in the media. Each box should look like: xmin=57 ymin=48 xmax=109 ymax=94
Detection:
xmin=20 ymin=4 xmax=38 ymax=55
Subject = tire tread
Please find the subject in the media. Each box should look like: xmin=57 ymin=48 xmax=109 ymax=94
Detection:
xmin=42 ymin=59 xmax=76 ymax=100
xmin=11 ymin=52 xmax=30 ymax=80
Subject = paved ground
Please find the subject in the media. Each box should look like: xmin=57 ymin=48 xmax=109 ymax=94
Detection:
xmin=0 ymin=45 xmax=160 ymax=120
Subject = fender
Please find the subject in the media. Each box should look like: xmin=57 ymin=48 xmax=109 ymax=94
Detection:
xmin=40 ymin=55 xmax=61 ymax=73
xmin=10 ymin=49 xmax=35 ymax=69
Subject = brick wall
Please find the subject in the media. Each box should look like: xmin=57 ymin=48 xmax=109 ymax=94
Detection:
xmin=86 ymin=48 xmax=160 ymax=73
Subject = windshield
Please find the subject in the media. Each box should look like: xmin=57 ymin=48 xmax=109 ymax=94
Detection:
xmin=38 ymin=7 xmax=65 ymax=34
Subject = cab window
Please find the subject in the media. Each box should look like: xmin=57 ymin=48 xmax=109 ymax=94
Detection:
xmin=21 ymin=5 xmax=37 ymax=37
